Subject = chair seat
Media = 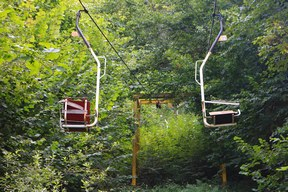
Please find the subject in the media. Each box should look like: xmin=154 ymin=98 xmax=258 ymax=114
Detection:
xmin=209 ymin=110 xmax=236 ymax=125
xmin=209 ymin=110 xmax=235 ymax=116
xmin=61 ymin=98 xmax=90 ymax=126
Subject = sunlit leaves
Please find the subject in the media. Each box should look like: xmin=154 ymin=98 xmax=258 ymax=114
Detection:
xmin=0 ymin=0 xmax=287 ymax=191
xmin=139 ymin=106 xmax=209 ymax=184
xmin=234 ymin=123 xmax=288 ymax=191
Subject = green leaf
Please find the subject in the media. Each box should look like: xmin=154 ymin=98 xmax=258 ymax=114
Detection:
xmin=25 ymin=60 xmax=41 ymax=75
xmin=276 ymin=166 xmax=288 ymax=172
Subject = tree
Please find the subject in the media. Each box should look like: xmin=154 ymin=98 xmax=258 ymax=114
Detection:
xmin=235 ymin=122 xmax=288 ymax=191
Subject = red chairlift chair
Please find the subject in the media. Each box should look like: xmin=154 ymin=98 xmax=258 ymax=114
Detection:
xmin=60 ymin=98 xmax=91 ymax=132
xmin=59 ymin=10 xmax=106 ymax=132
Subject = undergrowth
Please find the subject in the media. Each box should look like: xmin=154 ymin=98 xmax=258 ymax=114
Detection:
xmin=115 ymin=180 xmax=251 ymax=192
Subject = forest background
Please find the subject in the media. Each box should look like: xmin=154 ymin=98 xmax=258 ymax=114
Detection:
xmin=0 ymin=0 xmax=287 ymax=191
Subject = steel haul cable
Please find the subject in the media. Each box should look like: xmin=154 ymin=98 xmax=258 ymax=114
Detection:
xmin=207 ymin=0 xmax=218 ymax=50
xmin=78 ymin=0 xmax=149 ymax=93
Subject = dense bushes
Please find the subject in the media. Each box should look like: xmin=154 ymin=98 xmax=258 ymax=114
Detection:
xmin=235 ymin=122 xmax=288 ymax=192
xmin=138 ymin=106 xmax=215 ymax=185
xmin=0 ymin=0 xmax=287 ymax=191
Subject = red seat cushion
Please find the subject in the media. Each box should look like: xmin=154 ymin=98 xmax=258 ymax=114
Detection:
xmin=65 ymin=99 xmax=90 ymax=124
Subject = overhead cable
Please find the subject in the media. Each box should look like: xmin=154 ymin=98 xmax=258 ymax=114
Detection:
xmin=78 ymin=0 xmax=149 ymax=93
xmin=207 ymin=0 xmax=217 ymax=50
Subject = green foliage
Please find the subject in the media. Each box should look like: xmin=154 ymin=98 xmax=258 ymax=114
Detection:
xmin=0 ymin=0 xmax=287 ymax=191
xmin=234 ymin=123 xmax=288 ymax=192
xmin=0 ymin=0 xmax=133 ymax=191
xmin=0 ymin=129 xmax=132 ymax=191
xmin=99 ymin=0 xmax=213 ymax=96
xmin=120 ymin=181 xmax=229 ymax=192
xmin=0 ymin=137 xmax=64 ymax=191
xmin=246 ymin=0 xmax=288 ymax=74
xmin=0 ymin=0 xmax=78 ymax=137
xmin=138 ymin=106 xmax=213 ymax=185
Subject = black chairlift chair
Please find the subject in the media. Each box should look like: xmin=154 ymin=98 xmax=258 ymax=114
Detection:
xmin=59 ymin=10 xmax=106 ymax=132
xmin=195 ymin=14 xmax=241 ymax=128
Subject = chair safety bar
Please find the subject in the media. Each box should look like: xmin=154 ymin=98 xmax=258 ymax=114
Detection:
xmin=195 ymin=14 xmax=241 ymax=127
xmin=205 ymin=100 xmax=240 ymax=106
xmin=60 ymin=10 xmax=106 ymax=130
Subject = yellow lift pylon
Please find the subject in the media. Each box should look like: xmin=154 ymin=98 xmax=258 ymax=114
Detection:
xmin=131 ymin=94 xmax=174 ymax=186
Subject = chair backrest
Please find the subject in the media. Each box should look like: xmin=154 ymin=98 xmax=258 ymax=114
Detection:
xmin=64 ymin=98 xmax=90 ymax=124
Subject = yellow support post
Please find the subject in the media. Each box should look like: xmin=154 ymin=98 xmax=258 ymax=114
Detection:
xmin=132 ymin=99 xmax=140 ymax=186
xmin=220 ymin=163 xmax=227 ymax=186
xmin=131 ymin=94 xmax=174 ymax=186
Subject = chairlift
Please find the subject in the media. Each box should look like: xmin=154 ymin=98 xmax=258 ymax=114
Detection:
xmin=59 ymin=10 xmax=106 ymax=132
xmin=195 ymin=14 xmax=240 ymax=128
